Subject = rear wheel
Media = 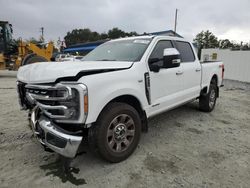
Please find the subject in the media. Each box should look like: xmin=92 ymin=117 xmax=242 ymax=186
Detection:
xmin=88 ymin=102 xmax=141 ymax=163
xmin=21 ymin=53 xmax=47 ymax=66
xmin=199 ymin=80 xmax=218 ymax=112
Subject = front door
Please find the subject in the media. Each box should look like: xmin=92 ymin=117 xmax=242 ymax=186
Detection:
xmin=147 ymin=40 xmax=184 ymax=117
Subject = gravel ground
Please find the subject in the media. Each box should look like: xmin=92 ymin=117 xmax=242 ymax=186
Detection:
xmin=0 ymin=70 xmax=250 ymax=188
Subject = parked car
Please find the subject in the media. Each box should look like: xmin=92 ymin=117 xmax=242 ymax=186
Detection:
xmin=74 ymin=56 xmax=84 ymax=61
xmin=55 ymin=53 xmax=71 ymax=62
xmin=56 ymin=54 xmax=84 ymax=62
xmin=17 ymin=35 xmax=224 ymax=163
xmin=50 ymin=52 xmax=62 ymax=61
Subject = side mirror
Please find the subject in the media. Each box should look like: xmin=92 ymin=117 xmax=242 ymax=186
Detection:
xmin=148 ymin=58 xmax=160 ymax=65
xmin=172 ymin=58 xmax=181 ymax=64
xmin=148 ymin=58 xmax=161 ymax=72
xmin=163 ymin=48 xmax=181 ymax=68
xmin=149 ymin=64 xmax=160 ymax=72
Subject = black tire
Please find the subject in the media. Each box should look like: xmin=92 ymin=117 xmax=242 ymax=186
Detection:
xmin=21 ymin=54 xmax=47 ymax=66
xmin=199 ymin=81 xmax=218 ymax=112
xmin=88 ymin=102 xmax=141 ymax=163
xmin=21 ymin=53 xmax=35 ymax=66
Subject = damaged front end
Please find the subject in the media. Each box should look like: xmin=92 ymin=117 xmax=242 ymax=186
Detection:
xmin=17 ymin=81 xmax=88 ymax=158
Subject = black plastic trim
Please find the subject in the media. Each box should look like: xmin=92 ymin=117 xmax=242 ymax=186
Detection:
xmin=144 ymin=72 xmax=151 ymax=104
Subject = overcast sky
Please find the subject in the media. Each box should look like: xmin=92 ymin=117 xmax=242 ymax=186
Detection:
xmin=1 ymin=0 xmax=250 ymax=43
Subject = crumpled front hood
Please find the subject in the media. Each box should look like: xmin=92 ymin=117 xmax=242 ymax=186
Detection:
xmin=17 ymin=61 xmax=133 ymax=83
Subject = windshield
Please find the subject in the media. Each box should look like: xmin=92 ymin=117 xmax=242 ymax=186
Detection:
xmin=82 ymin=38 xmax=152 ymax=62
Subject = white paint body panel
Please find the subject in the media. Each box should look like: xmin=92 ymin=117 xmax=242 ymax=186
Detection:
xmin=201 ymin=62 xmax=223 ymax=91
xmin=17 ymin=36 xmax=224 ymax=125
xmin=79 ymin=62 xmax=149 ymax=124
xmin=17 ymin=61 xmax=133 ymax=83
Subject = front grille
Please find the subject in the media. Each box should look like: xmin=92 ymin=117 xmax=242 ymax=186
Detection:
xmin=24 ymin=83 xmax=87 ymax=124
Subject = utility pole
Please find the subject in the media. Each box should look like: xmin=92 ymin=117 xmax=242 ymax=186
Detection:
xmin=40 ymin=27 xmax=44 ymax=42
xmin=174 ymin=9 xmax=178 ymax=36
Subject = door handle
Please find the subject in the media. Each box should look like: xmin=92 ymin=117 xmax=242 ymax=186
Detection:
xmin=195 ymin=68 xmax=201 ymax=72
xmin=176 ymin=71 xmax=183 ymax=75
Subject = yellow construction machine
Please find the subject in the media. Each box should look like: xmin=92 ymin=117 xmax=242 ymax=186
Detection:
xmin=0 ymin=21 xmax=54 ymax=70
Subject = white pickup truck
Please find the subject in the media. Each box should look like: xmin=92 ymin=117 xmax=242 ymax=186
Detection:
xmin=17 ymin=35 xmax=224 ymax=162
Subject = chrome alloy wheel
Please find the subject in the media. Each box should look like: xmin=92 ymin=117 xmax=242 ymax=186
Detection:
xmin=209 ymin=88 xmax=216 ymax=109
xmin=107 ymin=114 xmax=135 ymax=152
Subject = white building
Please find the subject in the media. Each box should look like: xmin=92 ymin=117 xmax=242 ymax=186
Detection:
xmin=201 ymin=49 xmax=250 ymax=83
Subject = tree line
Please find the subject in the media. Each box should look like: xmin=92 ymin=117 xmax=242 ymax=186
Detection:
xmin=63 ymin=27 xmax=249 ymax=50
xmin=194 ymin=30 xmax=249 ymax=50
xmin=23 ymin=27 xmax=249 ymax=55
xmin=64 ymin=27 xmax=138 ymax=46
xmin=193 ymin=30 xmax=250 ymax=57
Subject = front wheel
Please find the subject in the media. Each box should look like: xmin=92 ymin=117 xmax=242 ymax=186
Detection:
xmin=89 ymin=102 xmax=141 ymax=163
xmin=199 ymin=82 xmax=218 ymax=112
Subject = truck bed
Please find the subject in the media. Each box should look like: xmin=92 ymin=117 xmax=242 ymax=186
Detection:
xmin=201 ymin=61 xmax=224 ymax=89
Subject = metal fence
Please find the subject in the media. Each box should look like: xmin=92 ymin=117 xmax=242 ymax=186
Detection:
xmin=201 ymin=49 xmax=250 ymax=83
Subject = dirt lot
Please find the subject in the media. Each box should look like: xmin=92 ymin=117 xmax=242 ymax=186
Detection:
xmin=0 ymin=70 xmax=250 ymax=188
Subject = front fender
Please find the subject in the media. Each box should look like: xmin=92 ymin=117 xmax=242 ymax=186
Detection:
xmin=85 ymin=87 xmax=148 ymax=124
xmin=77 ymin=66 xmax=149 ymax=125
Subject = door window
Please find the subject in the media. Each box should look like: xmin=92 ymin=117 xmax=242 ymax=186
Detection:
xmin=149 ymin=40 xmax=173 ymax=67
xmin=174 ymin=41 xmax=195 ymax=62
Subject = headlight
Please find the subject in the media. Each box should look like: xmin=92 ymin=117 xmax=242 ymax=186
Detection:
xmin=55 ymin=88 xmax=80 ymax=120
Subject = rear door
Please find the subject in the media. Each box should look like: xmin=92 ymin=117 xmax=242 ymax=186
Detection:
xmin=173 ymin=41 xmax=201 ymax=100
